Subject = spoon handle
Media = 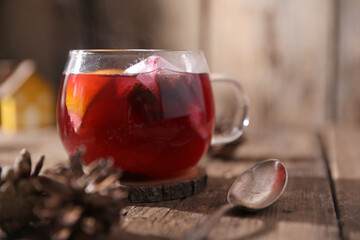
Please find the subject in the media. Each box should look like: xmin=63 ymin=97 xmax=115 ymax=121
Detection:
xmin=181 ymin=203 xmax=233 ymax=240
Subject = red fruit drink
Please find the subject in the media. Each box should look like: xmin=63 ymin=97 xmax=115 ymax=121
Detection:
xmin=58 ymin=69 xmax=215 ymax=178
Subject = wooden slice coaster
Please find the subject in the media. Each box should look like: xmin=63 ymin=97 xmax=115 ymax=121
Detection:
xmin=121 ymin=167 xmax=207 ymax=203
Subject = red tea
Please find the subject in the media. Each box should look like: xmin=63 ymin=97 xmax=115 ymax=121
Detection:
xmin=58 ymin=70 xmax=215 ymax=178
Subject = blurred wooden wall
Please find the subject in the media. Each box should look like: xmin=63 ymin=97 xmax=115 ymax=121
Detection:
xmin=0 ymin=0 xmax=359 ymax=129
xmin=337 ymin=0 xmax=360 ymax=127
xmin=202 ymin=0 xmax=334 ymax=129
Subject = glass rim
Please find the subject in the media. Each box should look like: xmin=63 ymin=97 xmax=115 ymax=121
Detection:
xmin=69 ymin=49 xmax=205 ymax=55
xmin=65 ymin=49 xmax=209 ymax=74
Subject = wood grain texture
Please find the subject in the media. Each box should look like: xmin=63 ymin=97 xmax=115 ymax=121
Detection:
xmin=0 ymin=128 xmax=341 ymax=239
xmin=203 ymin=0 xmax=334 ymax=129
xmin=92 ymin=0 xmax=201 ymax=50
xmin=118 ymin=128 xmax=339 ymax=239
xmin=337 ymin=0 xmax=360 ymax=126
xmin=2 ymin=0 xmax=360 ymax=129
xmin=322 ymin=126 xmax=360 ymax=240
xmin=0 ymin=0 xmax=81 ymax=87
xmin=0 ymin=128 xmax=67 ymax=169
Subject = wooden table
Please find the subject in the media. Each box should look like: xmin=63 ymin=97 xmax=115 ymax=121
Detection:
xmin=0 ymin=126 xmax=359 ymax=240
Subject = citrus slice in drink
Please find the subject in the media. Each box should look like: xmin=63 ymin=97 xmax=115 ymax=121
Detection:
xmin=92 ymin=69 xmax=125 ymax=75
xmin=65 ymin=69 xmax=124 ymax=131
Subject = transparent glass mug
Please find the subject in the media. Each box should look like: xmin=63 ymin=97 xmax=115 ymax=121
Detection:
xmin=58 ymin=50 xmax=249 ymax=178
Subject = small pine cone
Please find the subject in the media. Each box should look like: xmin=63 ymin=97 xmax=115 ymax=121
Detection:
xmin=0 ymin=149 xmax=45 ymax=236
xmin=35 ymin=150 xmax=128 ymax=240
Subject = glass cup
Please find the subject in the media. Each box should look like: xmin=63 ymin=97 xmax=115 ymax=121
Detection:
xmin=58 ymin=50 xmax=249 ymax=178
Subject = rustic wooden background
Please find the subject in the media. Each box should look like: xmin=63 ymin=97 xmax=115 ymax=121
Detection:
xmin=1 ymin=1 xmax=360 ymax=239
xmin=0 ymin=0 xmax=359 ymax=129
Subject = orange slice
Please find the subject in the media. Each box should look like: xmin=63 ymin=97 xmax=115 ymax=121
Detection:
xmin=65 ymin=69 xmax=123 ymax=130
xmin=91 ymin=69 xmax=124 ymax=75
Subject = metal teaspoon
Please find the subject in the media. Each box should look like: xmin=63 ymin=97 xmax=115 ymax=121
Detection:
xmin=182 ymin=159 xmax=288 ymax=240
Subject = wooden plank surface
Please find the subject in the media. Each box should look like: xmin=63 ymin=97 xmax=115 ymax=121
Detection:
xmin=203 ymin=0 xmax=333 ymax=129
xmin=337 ymin=0 xmax=360 ymax=126
xmin=91 ymin=0 xmax=201 ymax=50
xmin=0 ymin=0 xmax=80 ymax=86
xmin=322 ymin=126 xmax=360 ymax=240
xmin=0 ymin=128 xmax=340 ymax=239
xmin=0 ymin=128 xmax=67 ymax=169
xmin=118 ymin=127 xmax=339 ymax=239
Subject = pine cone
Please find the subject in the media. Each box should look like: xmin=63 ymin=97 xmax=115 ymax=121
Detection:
xmin=35 ymin=150 xmax=128 ymax=240
xmin=0 ymin=149 xmax=45 ymax=236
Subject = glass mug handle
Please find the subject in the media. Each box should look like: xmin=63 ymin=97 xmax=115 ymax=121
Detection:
xmin=210 ymin=74 xmax=250 ymax=146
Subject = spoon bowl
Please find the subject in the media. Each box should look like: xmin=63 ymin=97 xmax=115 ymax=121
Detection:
xmin=228 ymin=159 xmax=288 ymax=211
